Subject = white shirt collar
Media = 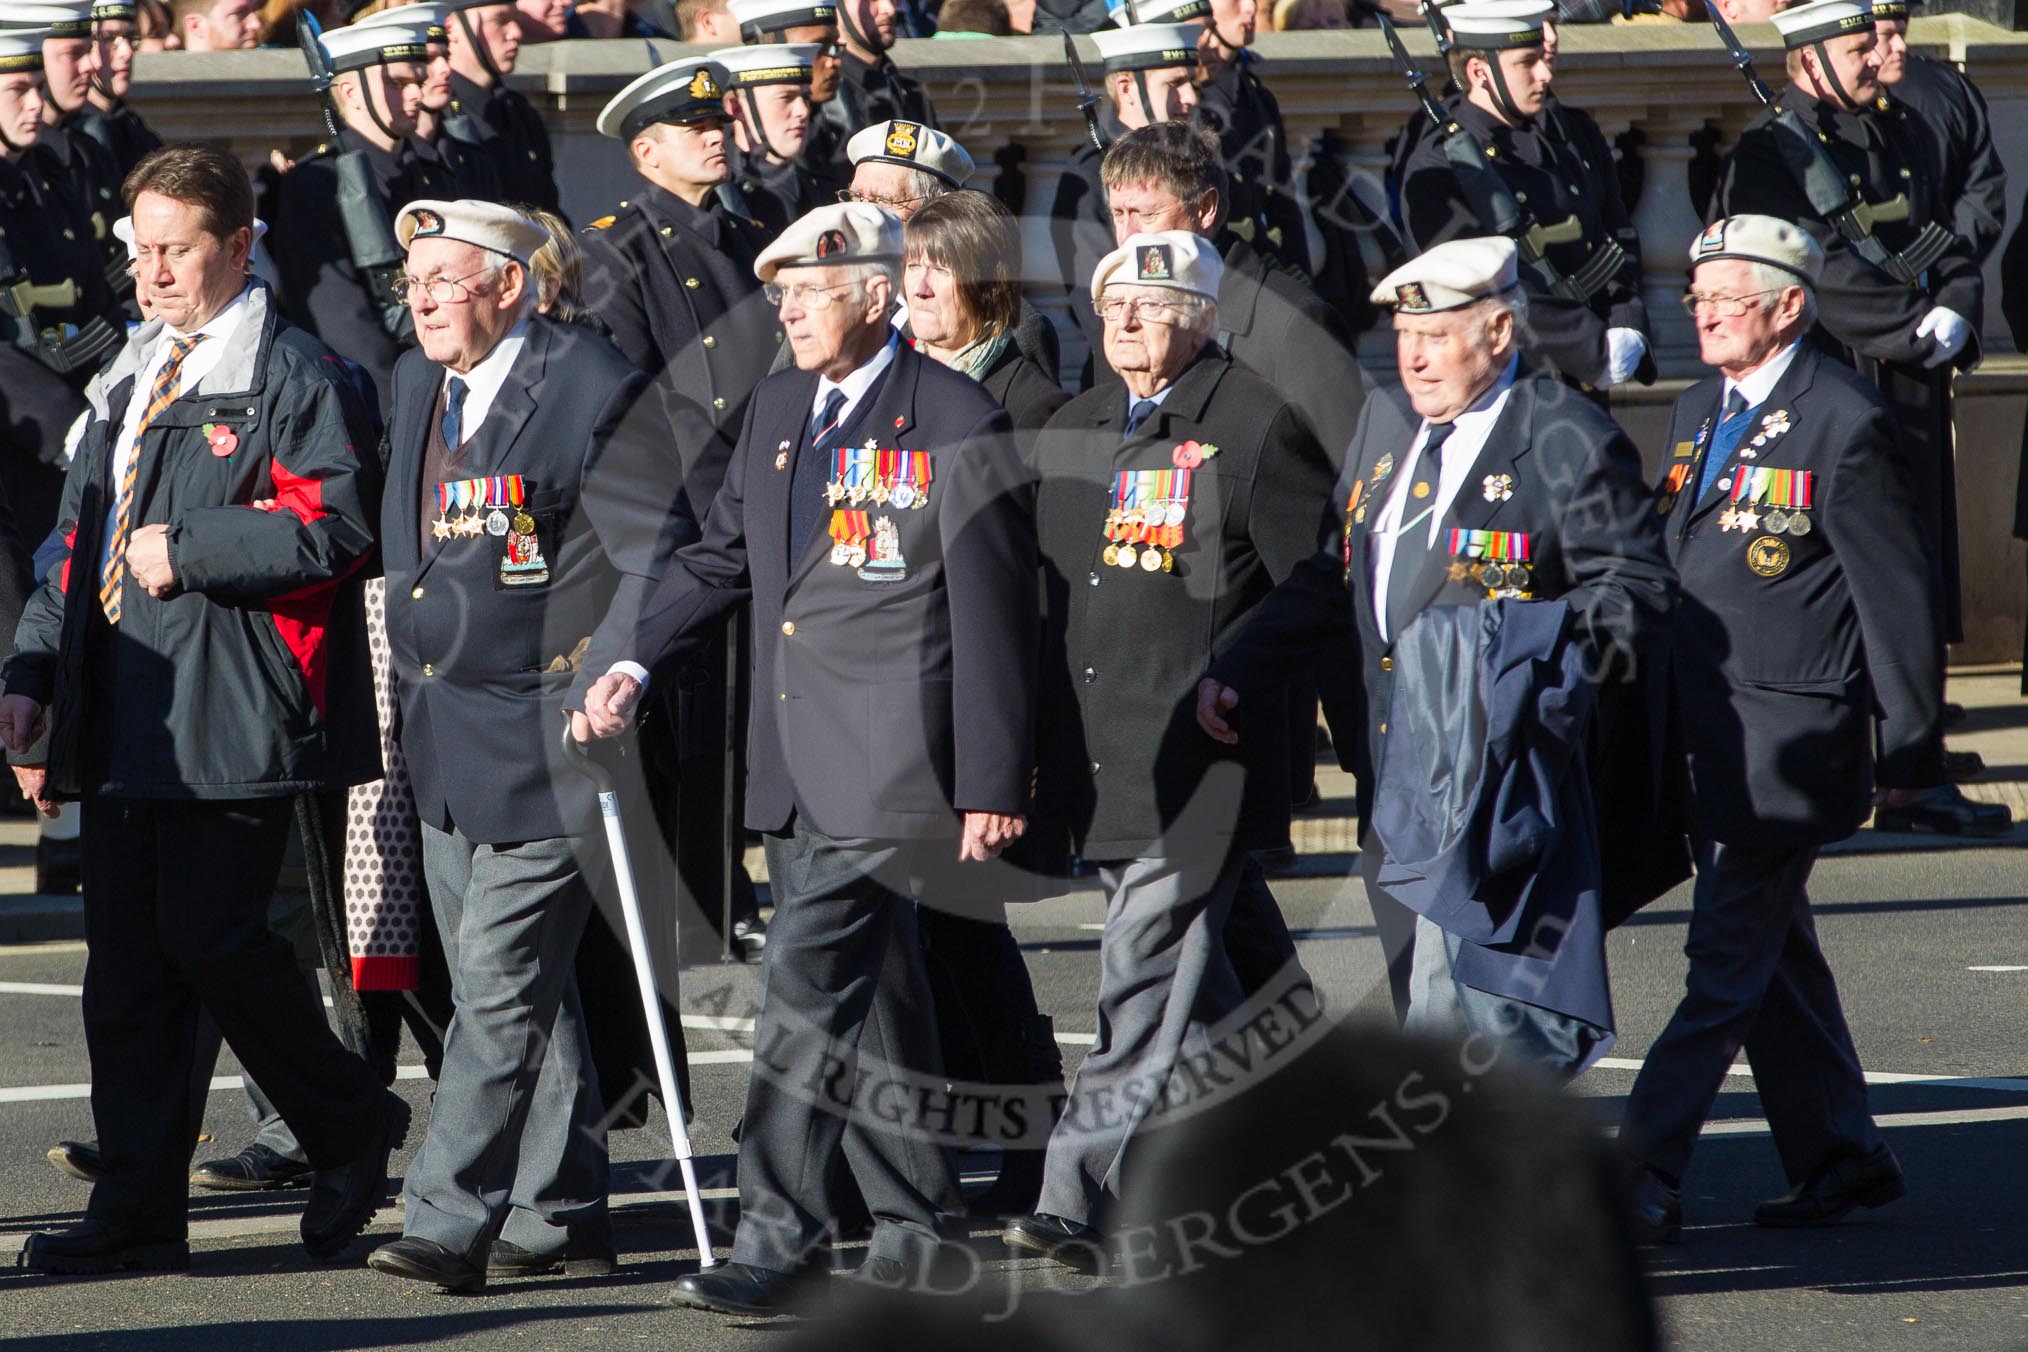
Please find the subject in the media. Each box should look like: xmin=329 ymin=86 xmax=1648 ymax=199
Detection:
xmin=1721 ymin=339 xmax=1800 ymax=413
xmin=443 ymin=316 xmax=530 ymax=444
xmin=813 ymin=330 xmax=901 ymax=426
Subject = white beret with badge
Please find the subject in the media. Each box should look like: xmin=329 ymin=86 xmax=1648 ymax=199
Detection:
xmin=1370 ymin=236 xmax=1520 ymax=313
xmin=1771 ymin=0 xmax=1874 ymax=48
xmin=754 ymin=201 xmax=904 ymax=283
xmin=596 ymin=56 xmax=730 ymax=140
xmin=845 ymin=119 xmax=974 ymax=187
xmin=727 ymin=0 xmax=835 ymax=38
xmin=1443 ymin=0 xmax=1553 ymax=49
xmin=709 ymin=42 xmax=817 ymax=88
xmin=395 ymin=198 xmax=549 ymax=263
xmin=0 ymin=0 xmax=90 ymax=37
xmin=1092 ymin=21 xmax=1201 ymax=72
xmin=1092 ymin=230 xmax=1222 ymax=301
xmin=317 ymin=17 xmax=433 ymax=72
xmin=1689 ymin=215 xmax=1825 ymax=285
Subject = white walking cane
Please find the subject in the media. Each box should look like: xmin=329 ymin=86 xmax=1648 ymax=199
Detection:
xmin=562 ymin=727 xmax=717 ymax=1269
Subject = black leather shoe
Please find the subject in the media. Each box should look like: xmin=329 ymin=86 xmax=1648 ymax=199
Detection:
xmin=1874 ymin=785 xmax=2013 ymax=839
xmin=46 ymin=1140 xmax=105 ymax=1184
xmin=1943 ymin=700 xmax=1967 ymax=727
xmin=1943 ymin=748 xmax=1986 ymax=781
xmin=732 ymin=914 xmax=767 ymax=961
xmin=19 ymin=1220 xmax=188 ymax=1275
xmin=1628 ymin=1169 xmax=1682 ymax=1246
xmin=301 ymin=1091 xmax=411 ymax=1260
xmin=487 ymin=1237 xmax=618 ymax=1279
xmin=1002 ymin=1212 xmax=1106 ymax=1275
xmin=1755 ymin=1146 xmax=1905 ymax=1227
xmin=367 ymin=1236 xmax=485 ymax=1291
xmin=191 ymin=1143 xmax=314 ymax=1192
xmin=665 ymin=1261 xmax=824 ymax=1316
xmin=34 ymin=837 xmax=80 ymax=895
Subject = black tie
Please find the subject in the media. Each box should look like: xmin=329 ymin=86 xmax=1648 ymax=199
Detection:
xmin=1384 ymin=420 xmax=1457 ymax=640
xmin=810 ymin=388 xmax=847 ymax=446
xmin=442 ymin=375 xmax=468 ymax=458
xmin=1124 ymin=398 xmax=1157 ymax=438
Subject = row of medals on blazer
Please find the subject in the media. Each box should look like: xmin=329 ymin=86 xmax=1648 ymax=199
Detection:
xmin=1344 ymin=453 xmax=1536 ymax=595
xmin=1663 ymin=407 xmax=1815 ymax=538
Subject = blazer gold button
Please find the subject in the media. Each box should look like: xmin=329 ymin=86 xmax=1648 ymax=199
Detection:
xmin=702 ymin=336 xmax=716 ymax=348
xmin=781 ymin=620 xmax=795 ymax=635
xmin=779 ymin=691 xmax=788 ymax=700
xmin=1380 ymin=656 xmax=1393 ymax=672
xmin=685 ymin=277 xmax=701 ymax=289
xmin=411 ymin=586 xmax=424 ymax=600
xmin=422 ymin=663 xmax=435 ymax=677
xmin=1378 ymin=721 xmax=1387 ymax=735
xmin=713 ymin=397 xmax=727 ymax=410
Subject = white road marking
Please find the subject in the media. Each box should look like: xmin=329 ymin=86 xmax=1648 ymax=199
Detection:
xmin=0 ymin=981 xmax=83 ymax=996
xmin=1967 ymin=965 xmax=2028 ymax=972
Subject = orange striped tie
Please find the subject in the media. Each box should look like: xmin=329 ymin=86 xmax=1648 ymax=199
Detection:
xmin=102 ymin=334 xmax=205 ymax=623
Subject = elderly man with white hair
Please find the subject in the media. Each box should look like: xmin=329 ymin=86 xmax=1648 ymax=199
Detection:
xmin=365 ymin=198 xmax=682 ymax=1291
xmin=583 ymin=201 xmax=1036 ymax=1315
xmin=1200 ymin=235 xmax=1673 ymax=1067
xmin=1003 ymin=229 xmax=1334 ymax=1273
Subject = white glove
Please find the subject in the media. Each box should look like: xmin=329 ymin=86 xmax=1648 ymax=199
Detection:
xmin=1915 ymin=306 xmax=1971 ymax=369
xmin=1604 ymin=327 xmax=1648 ymax=387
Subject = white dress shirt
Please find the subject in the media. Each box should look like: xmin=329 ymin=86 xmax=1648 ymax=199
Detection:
xmin=442 ymin=318 xmax=529 ymax=447
xmin=1370 ymin=356 xmax=1520 ymax=641
xmin=1720 ymin=338 xmax=1800 ymax=416
xmin=102 ymin=285 xmax=252 ymax=583
xmin=809 ymin=330 xmax=900 ymax=434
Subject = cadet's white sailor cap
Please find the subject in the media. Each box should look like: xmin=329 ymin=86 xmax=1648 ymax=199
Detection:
xmin=353 ymin=3 xmax=454 ymax=44
xmin=1689 ymin=215 xmax=1824 ymax=285
xmin=0 ymin=25 xmax=48 ymax=67
xmin=1870 ymin=0 xmax=1912 ymax=17
xmin=1092 ymin=230 xmax=1222 ymax=301
xmin=319 ymin=18 xmax=433 ymax=72
xmin=754 ymin=202 xmax=902 ymax=283
xmin=1104 ymin=0 xmax=1209 ymax=26
xmin=0 ymin=2 xmax=90 ymax=38
xmin=598 ymin=57 xmax=729 ymax=139
xmin=728 ymin=0 xmax=835 ymax=39
xmin=846 ymin=120 xmax=974 ymax=187
xmin=1370 ymin=236 xmax=1519 ymax=313
xmin=1444 ymin=0 xmax=1552 ymax=49
xmin=708 ymin=42 xmax=816 ymax=88
xmin=114 ymin=214 xmax=268 ymax=258
xmin=1092 ymin=21 xmax=1200 ymax=72
xmin=395 ymin=198 xmax=548 ymax=263
xmin=90 ymin=0 xmax=137 ymax=23
xmin=1771 ymin=0 xmax=1873 ymax=48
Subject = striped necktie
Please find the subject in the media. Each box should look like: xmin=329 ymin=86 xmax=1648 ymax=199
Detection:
xmin=102 ymin=334 xmax=205 ymax=623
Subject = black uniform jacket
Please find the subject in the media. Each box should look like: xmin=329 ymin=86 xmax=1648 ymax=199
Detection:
xmin=1208 ymin=369 xmax=1674 ymax=826
xmin=41 ymin=116 xmax=126 ymax=291
xmin=1655 ymin=344 xmax=1941 ymax=849
xmin=445 ymin=71 xmax=560 ymax=216
xmin=70 ymin=99 xmax=161 ymax=176
xmin=1713 ymin=85 xmax=1983 ymax=370
xmin=0 ymin=150 xmax=120 ymax=352
xmin=630 ymin=341 xmax=1036 ymax=841
xmin=825 ymin=50 xmax=938 ymax=135
xmin=1031 ymin=348 xmax=1336 ymax=861
xmin=1892 ymin=55 xmax=2005 ymax=265
xmin=1400 ymin=94 xmax=1648 ymax=389
xmin=381 ymin=317 xmax=685 ymax=844
xmin=1047 ymin=110 xmax=1119 ymax=362
xmin=1194 ymin=52 xmax=1311 ymax=276
xmin=4 ymin=282 xmax=383 ymax=799
xmin=578 ymin=182 xmax=779 ymax=436
xmin=728 ymin=141 xmax=828 ymax=243
xmin=978 ymin=340 xmax=1070 ymax=431
xmin=406 ymin=125 xmax=502 ymax=202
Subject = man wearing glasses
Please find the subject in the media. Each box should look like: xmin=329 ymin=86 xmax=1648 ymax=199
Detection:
xmin=581 ymin=202 xmax=1035 ymax=1315
xmin=366 ymin=198 xmax=685 ymax=1290
xmin=1620 ymin=215 xmax=1940 ymax=1243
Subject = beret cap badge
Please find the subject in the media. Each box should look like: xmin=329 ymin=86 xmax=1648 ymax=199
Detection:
xmin=884 ymin=121 xmax=919 ymax=157
xmin=1137 ymin=245 xmax=1173 ymax=281
xmin=410 ymin=208 xmax=445 ymax=238
xmin=816 ymin=228 xmax=849 ymax=260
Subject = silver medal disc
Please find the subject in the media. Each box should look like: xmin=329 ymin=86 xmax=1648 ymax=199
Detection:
xmin=486 ymin=509 xmax=510 ymax=537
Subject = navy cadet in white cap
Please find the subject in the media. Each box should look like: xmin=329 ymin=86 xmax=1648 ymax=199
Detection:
xmin=1048 ymin=22 xmax=1201 ymax=366
xmin=1620 ymin=215 xmax=1942 ymax=1243
xmin=364 ymin=198 xmax=685 ymax=1290
xmin=350 ymin=3 xmax=500 ymax=201
xmin=1711 ymin=0 xmax=2004 ymax=836
xmin=714 ymin=40 xmax=829 ymax=237
xmin=582 ymin=201 xmax=1035 ymax=1315
xmin=1397 ymin=0 xmax=1653 ymax=396
xmin=725 ymin=0 xmax=850 ymax=185
xmin=271 ymin=14 xmax=433 ymax=406
xmin=441 ymin=0 xmax=559 ymax=214
xmin=1003 ymin=228 xmax=1334 ymax=1273
xmin=1200 ymin=236 xmax=1672 ymax=1055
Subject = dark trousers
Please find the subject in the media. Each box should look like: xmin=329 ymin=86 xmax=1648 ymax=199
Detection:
xmin=1619 ymin=836 xmax=1881 ymax=1186
xmin=1359 ymin=830 xmax=1419 ymax=1021
xmin=735 ymin=817 xmax=960 ymax=1273
xmin=1228 ymin=853 xmax=1315 ymax=1004
xmin=79 ymin=794 xmax=383 ymax=1236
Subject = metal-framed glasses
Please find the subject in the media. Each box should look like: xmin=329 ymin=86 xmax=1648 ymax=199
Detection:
xmin=763 ymin=279 xmax=860 ymax=309
xmin=392 ymin=270 xmax=494 ymax=304
xmin=1679 ymin=288 xmax=1779 ymax=319
xmin=1094 ymin=295 xmax=1191 ymax=325
xmin=836 ymin=188 xmax=928 ymax=212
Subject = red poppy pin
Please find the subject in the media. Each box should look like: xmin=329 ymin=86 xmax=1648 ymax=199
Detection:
xmin=1170 ymin=439 xmax=1219 ymax=470
xmin=203 ymin=422 xmax=237 ymax=457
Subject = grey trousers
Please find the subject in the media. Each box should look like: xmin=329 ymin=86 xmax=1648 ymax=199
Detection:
xmin=1620 ymin=837 xmax=1881 ymax=1186
xmin=403 ymin=823 xmax=609 ymax=1260
xmin=1036 ymin=848 xmax=1248 ymax=1228
xmin=733 ymin=817 xmax=961 ymax=1274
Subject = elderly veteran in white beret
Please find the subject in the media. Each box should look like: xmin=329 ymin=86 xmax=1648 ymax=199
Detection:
xmin=364 ymin=198 xmax=688 ymax=1291
xmin=1001 ymin=229 xmax=1336 ymax=1272
xmin=1201 ymin=235 xmax=1673 ymax=1070
xmin=583 ymin=201 xmax=1036 ymax=1315
xmin=843 ymin=117 xmax=973 ymax=218
xmin=1618 ymin=213 xmax=1966 ymax=1244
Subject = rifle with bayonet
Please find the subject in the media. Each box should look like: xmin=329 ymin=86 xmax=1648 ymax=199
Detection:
xmin=0 ymin=222 xmax=117 ymax=378
xmin=298 ymin=14 xmax=414 ymax=341
xmin=1064 ymin=32 xmax=1108 ymax=153
xmin=1705 ymin=7 xmax=1952 ymax=285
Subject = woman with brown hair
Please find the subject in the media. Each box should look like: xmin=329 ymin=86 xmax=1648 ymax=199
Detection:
xmin=904 ymin=188 xmax=1069 ymax=430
